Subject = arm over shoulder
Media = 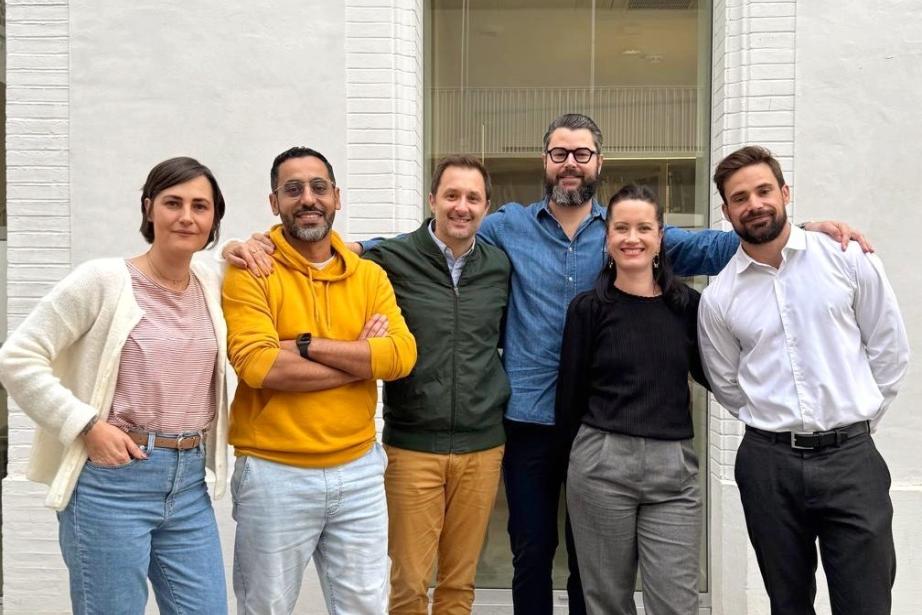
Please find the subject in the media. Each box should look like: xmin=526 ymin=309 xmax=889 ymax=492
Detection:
xmin=664 ymin=226 xmax=739 ymax=277
xmin=476 ymin=208 xmax=507 ymax=248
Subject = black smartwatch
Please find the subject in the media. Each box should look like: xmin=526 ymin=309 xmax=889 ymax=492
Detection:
xmin=296 ymin=332 xmax=312 ymax=360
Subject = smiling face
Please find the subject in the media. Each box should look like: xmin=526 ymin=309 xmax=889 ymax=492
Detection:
xmin=429 ymin=165 xmax=490 ymax=247
xmin=270 ymin=155 xmax=341 ymax=244
xmin=543 ymin=127 xmax=602 ymax=208
xmin=145 ymin=175 xmax=215 ymax=255
xmin=606 ymin=198 xmax=663 ymax=276
xmin=721 ymin=162 xmax=790 ymax=245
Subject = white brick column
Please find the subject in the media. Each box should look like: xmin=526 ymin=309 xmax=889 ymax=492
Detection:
xmin=345 ymin=0 xmax=424 ymax=240
xmin=4 ymin=1 xmax=72 ymax=612
xmin=708 ymin=1 xmax=796 ymax=613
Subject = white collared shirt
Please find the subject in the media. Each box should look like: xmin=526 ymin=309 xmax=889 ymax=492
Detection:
xmin=428 ymin=220 xmax=475 ymax=287
xmin=698 ymin=225 xmax=910 ymax=432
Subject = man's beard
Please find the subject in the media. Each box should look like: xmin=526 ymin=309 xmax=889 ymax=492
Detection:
xmin=734 ymin=207 xmax=787 ymax=244
xmin=282 ymin=206 xmax=334 ymax=242
xmin=546 ymin=174 xmax=598 ymax=208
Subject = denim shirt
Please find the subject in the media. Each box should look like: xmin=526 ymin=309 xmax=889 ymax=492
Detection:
xmin=477 ymin=199 xmax=739 ymax=425
xmin=362 ymin=199 xmax=740 ymax=426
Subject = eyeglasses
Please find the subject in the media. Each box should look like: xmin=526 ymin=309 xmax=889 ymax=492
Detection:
xmin=546 ymin=147 xmax=597 ymax=164
xmin=274 ymin=178 xmax=334 ymax=199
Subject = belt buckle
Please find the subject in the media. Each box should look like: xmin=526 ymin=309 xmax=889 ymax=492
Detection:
xmin=175 ymin=434 xmax=197 ymax=450
xmin=790 ymin=432 xmax=815 ymax=450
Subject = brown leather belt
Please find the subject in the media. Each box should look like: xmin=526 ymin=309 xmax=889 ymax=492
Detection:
xmin=127 ymin=431 xmax=202 ymax=450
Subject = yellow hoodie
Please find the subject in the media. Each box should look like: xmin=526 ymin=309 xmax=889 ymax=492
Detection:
xmin=223 ymin=226 xmax=417 ymax=468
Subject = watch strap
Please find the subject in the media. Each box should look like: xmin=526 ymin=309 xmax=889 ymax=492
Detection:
xmin=296 ymin=332 xmax=312 ymax=360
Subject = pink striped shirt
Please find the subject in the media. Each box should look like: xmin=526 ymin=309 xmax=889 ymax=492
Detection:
xmin=108 ymin=261 xmax=217 ymax=433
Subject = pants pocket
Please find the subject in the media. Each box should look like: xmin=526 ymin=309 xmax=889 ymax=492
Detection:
xmin=375 ymin=442 xmax=388 ymax=472
xmin=84 ymin=458 xmax=140 ymax=470
xmin=680 ymin=439 xmax=699 ymax=482
xmin=230 ymin=455 xmax=252 ymax=504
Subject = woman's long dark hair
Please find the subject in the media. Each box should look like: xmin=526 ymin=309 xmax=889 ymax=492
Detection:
xmin=597 ymin=184 xmax=689 ymax=313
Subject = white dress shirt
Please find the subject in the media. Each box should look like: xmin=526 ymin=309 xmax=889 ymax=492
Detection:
xmin=698 ymin=225 xmax=910 ymax=432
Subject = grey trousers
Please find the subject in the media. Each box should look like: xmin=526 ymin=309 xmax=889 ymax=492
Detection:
xmin=567 ymin=425 xmax=701 ymax=615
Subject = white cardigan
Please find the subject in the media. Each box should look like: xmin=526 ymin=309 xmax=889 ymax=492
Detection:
xmin=0 ymin=256 xmax=229 ymax=511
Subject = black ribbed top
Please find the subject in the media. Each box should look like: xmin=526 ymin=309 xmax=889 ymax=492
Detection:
xmin=555 ymin=283 xmax=708 ymax=441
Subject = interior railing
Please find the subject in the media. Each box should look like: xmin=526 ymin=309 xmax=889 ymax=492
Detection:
xmin=430 ymin=85 xmax=703 ymax=158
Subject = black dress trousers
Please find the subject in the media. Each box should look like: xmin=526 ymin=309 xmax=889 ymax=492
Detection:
xmin=735 ymin=428 xmax=896 ymax=615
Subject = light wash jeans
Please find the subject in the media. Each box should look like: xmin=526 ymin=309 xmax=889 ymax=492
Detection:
xmin=231 ymin=443 xmax=389 ymax=615
xmin=58 ymin=435 xmax=227 ymax=615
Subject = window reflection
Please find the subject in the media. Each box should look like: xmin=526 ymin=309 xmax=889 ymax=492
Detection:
xmin=425 ymin=0 xmax=712 ymax=592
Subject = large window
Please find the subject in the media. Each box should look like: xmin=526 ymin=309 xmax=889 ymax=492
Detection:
xmin=425 ymin=0 xmax=713 ymax=595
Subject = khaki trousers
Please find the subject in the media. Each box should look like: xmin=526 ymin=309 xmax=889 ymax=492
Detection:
xmin=384 ymin=444 xmax=504 ymax=615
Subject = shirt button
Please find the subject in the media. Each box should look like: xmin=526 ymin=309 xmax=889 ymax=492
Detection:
xmin=568 ymin=276 xmax=573 ymax=282
xmin=568 ymin=247 xmax=574 ymax=252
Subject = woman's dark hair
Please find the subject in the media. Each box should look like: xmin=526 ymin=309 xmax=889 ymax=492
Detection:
xmin=598 ymin=184 xmax=689 ymax=312
xmin=139 ymin=156 xmax=226 ymax=249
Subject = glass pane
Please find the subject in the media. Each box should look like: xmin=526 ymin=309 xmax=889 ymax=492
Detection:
xmin=426 ymin=0 xmax=712 ymax=593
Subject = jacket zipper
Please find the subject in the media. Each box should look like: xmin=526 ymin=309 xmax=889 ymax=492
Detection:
xmin=450 ymin=279 xmax=460 ymax=453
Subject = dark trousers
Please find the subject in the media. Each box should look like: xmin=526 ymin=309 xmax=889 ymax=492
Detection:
xmin=503 ymin=419 xmax=586 ymax=615
xmin=735 ymin=428 xmax=896 ymax=615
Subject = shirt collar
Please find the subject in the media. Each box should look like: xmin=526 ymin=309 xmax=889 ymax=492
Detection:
xmin=428 ymin=219 xmax=475 ymax=260
xmin=734 ymin=222 xmax=806 ymax=274
xmin=536 ymin=198 xmax=606 ymax=221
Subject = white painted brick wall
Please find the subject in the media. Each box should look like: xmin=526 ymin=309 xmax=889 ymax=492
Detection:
xmin=4 ymin=0 xmax=72 ymax=611
xmin=709 ymin=3 xmax=797 ymax=613
xmin=344 ymin=0 xmax=423 ymax=241
xmin=0 ymin=0 xmax=810 ymax=612
xmin=709 ymin=0 xmax=797 ymax=484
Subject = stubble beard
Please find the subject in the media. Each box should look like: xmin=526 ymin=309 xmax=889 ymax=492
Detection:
xmin=734 ymin=208 xmax=788 ymax=244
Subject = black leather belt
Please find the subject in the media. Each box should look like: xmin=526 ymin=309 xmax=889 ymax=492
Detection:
xmin=746 ymin=421 xmax=870 ymax=450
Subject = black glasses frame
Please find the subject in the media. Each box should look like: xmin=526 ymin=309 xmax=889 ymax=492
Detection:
xmin=545 ymin=147 xmax=597 ymax=164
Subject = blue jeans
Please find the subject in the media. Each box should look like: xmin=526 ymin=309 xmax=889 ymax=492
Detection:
xmin=58 ymin=437 xmax=227 ymax=615
xmin=231 ymin=443 xmax=389 ymax=615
